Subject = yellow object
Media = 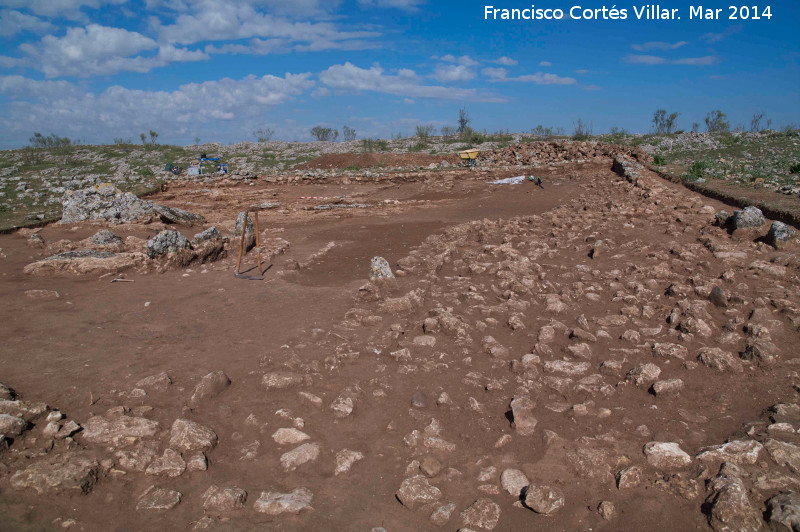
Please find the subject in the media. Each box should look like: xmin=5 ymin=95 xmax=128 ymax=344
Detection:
xmin=457 ymin=149 xmax=479 ymax=161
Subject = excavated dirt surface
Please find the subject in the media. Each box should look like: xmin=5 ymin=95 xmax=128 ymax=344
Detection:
xmin=1 ymin=158 xmax=800 ymax=532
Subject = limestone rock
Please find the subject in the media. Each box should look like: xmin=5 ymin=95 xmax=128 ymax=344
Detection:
xmin=430 ymin=502 xmax=456 ymax=527
xmin=272 ymin=428 xmax=310 ymax=445
xmin=644 ymin=442 xmax=691 ymax=470
xmin=696 ymin=440 xmax=763 ymax=465
xmin=81 ymin=415 xmax=159 ymax=445
xmin=766 ymin=439 xmax=800 ymax=473
xmin=510 ymin=395 xmax=537 ymax=436
xmin=396 ymin=475 xmax=442 ymax=510
xmin=335 ymin=449 xmax=364 ymax=476
xmin=145 ymin=448 xmax=186 ymax=477
xmin=651 ymin=379 xmax=684 ymax=396
xmin=766 ymin=222 xmax=797 ymax=247
xmin=626 ymin=363 xmax=661 ymax=386
xmin=280 ymin=442 xmax=320 ymax=471
xmin=262 ymin=372 xmax=305 ymax=390
xmin=523 ymin=484 xmax=565 ymax=514
xmin=115 ymin=441 xmax=160 ymax=471
xmin=253 ymin=488 xmax=313 ymax=515
xmin=500 ymin=468 xmax=529 ymax=497
xmin=202 ymin=485 xmax=247 ymax=514
xmin=0 ymin=399 xmax=47 ymax=421
xmin=24 ymin=250 xmax=146 ymax=277
xmin=652 ymin=342 xmax=688 ymax=360
xmin=168 ymin=418 xmax=218 ymax=452
xmin=370 ymin=256 xmax=394 ymax=279
xmin=10 ymin=452 xmax=99 ymax=495
xmin=0 ymin=414 xmax=28 ymax=437
xmin=616 ymin=466 xmax=642 ymax=489
xmin=136 ymin=372 xmax=172 ymax=391
xmin=91 ymin=230 xmax=123 ymax=247
xmin=731 ymin=206 xmax=765 ymax=229
xmin=697 ymin=348 xmax=743 ymax=373
xmin=136 ymin=486 xmax=182 ymax=511
xmin=766 ymin=492 xmax=800 ymax=531
xmin=460 ymin=498 xmax=501 ymax=530
xmin=146 ymin=230 xmax=190 ymax=259
xmin=598 ymin=501 xmax=615 ymax=520
xmin=190 ymin=370 xmax=231 ymax=406
xmin=704 ymin=465 xmax=761 ymax=532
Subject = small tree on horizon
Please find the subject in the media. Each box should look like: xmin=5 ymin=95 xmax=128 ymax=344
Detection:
xmin=653 ymin=109 xmax=680 ymax=135
xmin=457 ymin=107 xmax=471 ymax=134
xmin=705 ymin=110 xmax=730 ymax=134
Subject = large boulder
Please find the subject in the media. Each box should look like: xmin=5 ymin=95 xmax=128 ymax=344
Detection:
xmin=730 ymin=206 xmax=765 ymax=230
xmin=60 ymin=184 xmax=204 ymax=226
xmin=146 ymin=230 xmax=190 ymax=259
xmin=766 ymin=221 xmax=797 ymax=247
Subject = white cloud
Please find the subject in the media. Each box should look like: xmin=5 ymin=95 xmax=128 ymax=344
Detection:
xmin=153 ymin=2 xmax=379 ymax=50
xmin=434 ymin=54 xmax=479 ymax=67
xmin=0 ymin=9 xmax=53 ymax=36
xmin=624 ymin=54 xmax=718 ymax=66
xmin=487 ymin=71 xmax=577 ymax=85
xmin=431 ymin=64 xmax=475 ymax=82
xmin=492 ymin=56 xmax=517 ymax=66
xmin=311 ymin=87 xmax=330 ymax=98
xmin=538 ymin=61 xmax=552 ymax=67
xmin=403 ymin=98 xmax=415 ymax=104
xmin=574 ymin=69 xmax=589 ymax=74
xmin=0 ymin=73 xmax=314 ymax=143
xmin=482 ymin=67 xmax=507 ymax=80
xmin=319 ymin=62 xmax=505 ymax=102
xmin=15 ymin=24 xmax=209 ymax=77
xmin=631 ymin=41 xmax=688 ymax=52
xmin=700 ymin=25 xmax=743 ymax=44
xmin=0 ymin=0 xmax=126 ymax=20
xmin=357 ymin=0 xmax=424 ymax=11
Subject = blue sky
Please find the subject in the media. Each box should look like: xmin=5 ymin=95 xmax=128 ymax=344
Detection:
xmin=0 ymin=0 xmax=798 ymax=148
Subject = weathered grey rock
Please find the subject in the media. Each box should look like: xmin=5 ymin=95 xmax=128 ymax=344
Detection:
xmin=510 ymin=395 xmax=537 ymax=436
xmin=91 ymin=230 xmax=122 ymax=246
xmin=501 ymin=468 xmax=529 ymax=497
xmin=370 ymin=256 xmax=394 ymax=279
xmin=696 ymin=440 xmax=763 ymax=465
xmin=10 ymin=452 xmax=99 ymax=495
xmin=253 ymin=488 xmax=313 ymax=515
xmin=334 ymin=449 xmax=364 ymax=476
xmin=115 ymin=441 xmax=160 ymax=471
xmin=460 ymin=498 xmax=501 ymax=530
xmin=396 ymin=475 xmax=442 ymax=510
xmin=280 ymin=442 xmax=319 ymax=471
xmin=272 ymin=428 xmax=310 ymax=445
xmin=523 ymin=484 xmax=565 ymax=514
xmin=411 ymin=390 xmax=428 ymax=408
xmin=704 ymin=465 xmax=761 ymax=532
xmin=191 ymin=226 xmax=222 ymax=245
xmin=146 ymin=230 xmax=190 ymax=259
xmin=24 ymin=250 xmax=145 ymax=276
xmin=644 ymin=442 xmax=691 ymax=470
xmin=652 ymin=342 xmax=688 ymax=360
xmin=709 ymin=286 xmax=728 ymax=307
xmin=430 ymin=502 xmax=456 ymax=526
xmin=81 ymin=415 xmax=159 ymax=445
xmin=616 ymin=466 xmax=642 ymax=489
xmin=766 ymin=222 xmax=797 ymax=247
xmin=61 ymin=184 xmax=203 ymax=226
xmin=598 ymin=501 xmax=616 ymax=520
xmin=190 ymin=370 xmax=231 ymax=406
xmin=262 ymin=372 xmax=305 ymax=390
xmin=136 ymin=372 xmax=172 ymax=391
xmin=626 ymin=363 xmax=661 ymax=386
xmin=168 ymin=418 xmax=218 ymax=452
xmin=420 ymin=456 xmax=442 ymax=477
xmin=0 ymin=414 xmax=27 ymax=437
xmin=766 ymin=492 xmax=800 ymax=531
xmin=715 ymin=210 xmax=730 ymax=227
xmin=202 ymin=485 xmax=247 ymax=514
xmin=136 ymin=486 xmax=182 ymax=511
xmin=330 ymin=385 xmax=363 ymax=418
xmin=187 ymin=453 xmax=208 ymax=471
xmin=145 ymin=448 xmax=186 ymax=477
xmin=233 ymin=212 xmax=255 ymax=249
xmin=0 ymin=383 xmax=16 ymax=401
xmin=742 ymin=339 xmax=780 ymax=366
xmin=56 ymin=420 xmax=81 ymax=439
xmin=651 ymin=379 xmax=684 ymax=396
xmin=698 ymin=347 xmax=743 ymax=373
xmin=766 ymin=439 xmax=800 ymax=473
xmin=731 ymin=206 xmax=765 ymax=229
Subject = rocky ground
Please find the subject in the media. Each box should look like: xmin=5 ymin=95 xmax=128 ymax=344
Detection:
xmin=0 ymin=145 xmax=799 ymax=531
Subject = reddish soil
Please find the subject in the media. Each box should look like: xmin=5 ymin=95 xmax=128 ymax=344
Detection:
xmin=0 ymin=159 xmax=799 ymax=531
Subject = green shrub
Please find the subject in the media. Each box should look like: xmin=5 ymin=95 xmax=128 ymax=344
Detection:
xmin=653 ymin=155 xmax=666 ymax=165
xmin=790 ymin=162 xmax=800 ymax=174
xmin=685 ymin=161 xmax=708 ymax=180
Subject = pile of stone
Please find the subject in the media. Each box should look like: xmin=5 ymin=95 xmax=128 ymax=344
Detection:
xmin=61 ymin=184 xmax=204 ymax=226
xmin=477 ymin=141 xmax=650 ymax=167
